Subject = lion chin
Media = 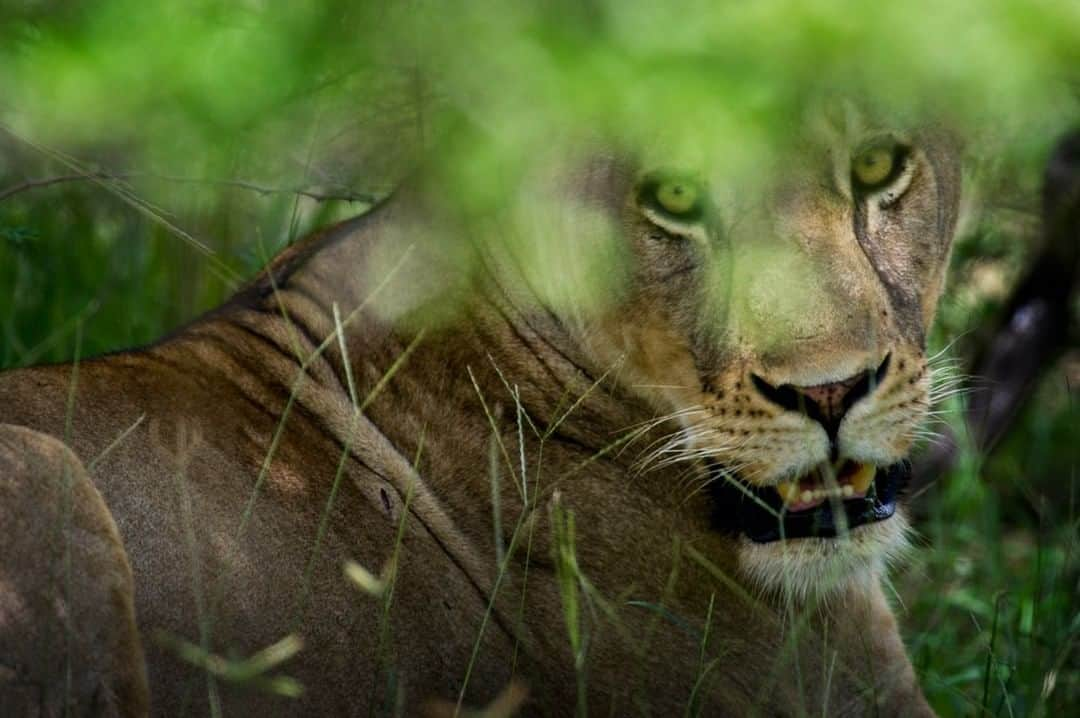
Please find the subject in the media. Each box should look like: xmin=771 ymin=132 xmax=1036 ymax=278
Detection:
xmin=737 ymin=513 xmax=912 ymax=602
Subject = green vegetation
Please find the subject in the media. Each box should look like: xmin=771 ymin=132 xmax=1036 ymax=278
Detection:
xmin=894 ymin=216 xmax=1079 ymax=715
xmin=1 ymin=1 xmax=1076 ymax=715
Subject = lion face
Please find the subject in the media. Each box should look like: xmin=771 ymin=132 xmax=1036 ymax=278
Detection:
xmin=576 ymin=119 xmax=962 ymax=598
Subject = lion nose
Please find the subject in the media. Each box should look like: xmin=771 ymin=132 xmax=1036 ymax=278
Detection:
xmin=751 ymin=355 xmax=890 ymax=456
xmin=793 ymin=374 xmax=871 ymax=432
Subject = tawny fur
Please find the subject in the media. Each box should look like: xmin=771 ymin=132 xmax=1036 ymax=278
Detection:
xmin=0 ymin=119 xmax=959 ymax=716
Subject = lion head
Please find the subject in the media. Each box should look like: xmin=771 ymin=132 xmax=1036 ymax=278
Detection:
xmin=483 ymin=114 xmax=962 ymax=600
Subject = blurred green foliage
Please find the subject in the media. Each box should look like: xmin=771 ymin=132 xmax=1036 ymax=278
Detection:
xmin=2 ymin=1 xmax=1078 ymax=197
xmin=0 ymin=1 xmax=1077 ymax=715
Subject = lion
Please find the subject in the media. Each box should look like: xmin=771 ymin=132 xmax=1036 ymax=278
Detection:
xmin=0 ymin=109 xmax=959 ymax=716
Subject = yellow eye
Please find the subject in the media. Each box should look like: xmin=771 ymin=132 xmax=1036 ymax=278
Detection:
xmin=655 ymin=180 xmax=700 ymax=215
xmin=851 ymin=145 xmax=896 ymax=189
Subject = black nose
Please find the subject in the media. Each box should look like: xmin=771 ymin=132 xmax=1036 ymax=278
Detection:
xmin=751 ymin=355 xmax=890 ymax=455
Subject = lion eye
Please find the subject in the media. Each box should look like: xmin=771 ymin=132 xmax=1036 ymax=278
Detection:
xmin=655 ymin=180 xmax=700 ymax=215
xmin=639 ymin=172 xmax=706 ymax=222
xmin=851 ymin=142 xmax=905 ymax=192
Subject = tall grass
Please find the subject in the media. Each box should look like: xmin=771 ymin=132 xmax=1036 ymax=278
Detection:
xmin=2 ymin=3 xmax=1077 ymax=706
xmin=1 ymin=162 xmax=1076 ymax=714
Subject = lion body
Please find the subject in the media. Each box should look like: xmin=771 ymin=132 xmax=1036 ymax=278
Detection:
xmin=0 ymin=122 xmax=958 ymax=715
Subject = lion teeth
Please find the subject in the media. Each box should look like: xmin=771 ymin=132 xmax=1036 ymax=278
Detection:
xmin=775 ymin=467 xmax=872 ymax=508
xmin=849 ymin=464 xmax=876 ymax=494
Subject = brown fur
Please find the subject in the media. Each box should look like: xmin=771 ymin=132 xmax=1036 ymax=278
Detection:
xmin=0 ymin=117 xmax=959 ymax=715
xmin=0 ymin=425 xmax=148 ymax=717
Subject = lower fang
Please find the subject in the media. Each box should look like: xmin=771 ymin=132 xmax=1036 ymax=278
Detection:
xmin=776 ymin=481 xmax=800 ymax=504
xmin=842 ymin=485 xmax=854 ymax=497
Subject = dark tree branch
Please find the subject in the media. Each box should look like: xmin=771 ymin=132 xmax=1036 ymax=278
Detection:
xmin=966 ymin=131 xmax=1080 ymax=450
xmin=912 ymin=130 xmax=1080 ymax=494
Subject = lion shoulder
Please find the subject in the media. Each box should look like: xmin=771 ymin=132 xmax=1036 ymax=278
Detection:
xmin=0 ymin=423 xmax=148 ymax=717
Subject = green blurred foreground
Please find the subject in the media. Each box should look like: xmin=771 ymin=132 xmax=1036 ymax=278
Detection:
xmin=0 ymin=0 xmax=1077 ymax=714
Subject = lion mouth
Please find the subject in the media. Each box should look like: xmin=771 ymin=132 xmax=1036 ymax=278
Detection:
xmin=707 ymin=459 xmax=910 ymax=544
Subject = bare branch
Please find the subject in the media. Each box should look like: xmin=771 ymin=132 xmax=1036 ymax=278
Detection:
xmin=0 ymin=171 xmax=376 ymax=204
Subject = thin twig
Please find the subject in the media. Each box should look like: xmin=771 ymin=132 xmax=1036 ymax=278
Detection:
xmin=0 ymin=171 xmax=376 ymax=204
